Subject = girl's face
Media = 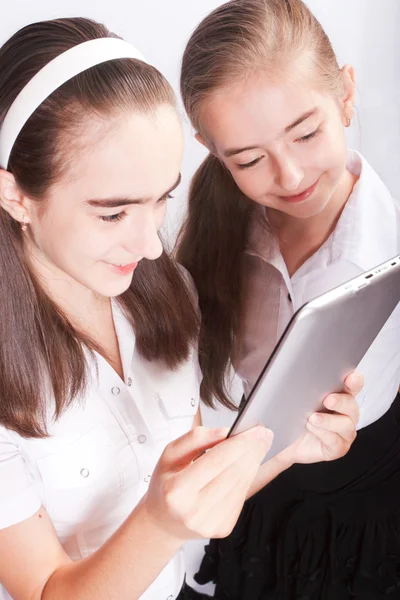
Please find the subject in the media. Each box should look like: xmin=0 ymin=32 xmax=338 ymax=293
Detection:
xmin=25 ymin=105 xmax=183 ymax=298
xmin=197 ymin=67 xmax=355 ymax=221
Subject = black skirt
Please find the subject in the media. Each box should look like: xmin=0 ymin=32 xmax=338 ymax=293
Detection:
xmin=194 ymin=392 xmax=400 ymax=599
xmin=178 ymin=581 xmax=213 ymax=599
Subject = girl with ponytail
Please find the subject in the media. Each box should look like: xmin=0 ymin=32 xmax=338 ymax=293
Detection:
xmin=178 ymin=1 xmax=400 ymax=598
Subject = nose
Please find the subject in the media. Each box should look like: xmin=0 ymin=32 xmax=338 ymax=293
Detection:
xmin=273 ymin=153 xmax=304 ymax=192
xmin=123 ymin=209 xmax=163 ymax=261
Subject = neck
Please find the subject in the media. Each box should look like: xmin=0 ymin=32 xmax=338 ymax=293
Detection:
xmin=268 ymin=168 xmax=358 ymax=276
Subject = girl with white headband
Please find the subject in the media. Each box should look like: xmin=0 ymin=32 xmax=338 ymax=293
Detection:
xmin=0 ymin=17 xmax=361 ymax=600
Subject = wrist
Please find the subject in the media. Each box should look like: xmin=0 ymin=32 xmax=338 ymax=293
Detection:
xmin=135 ymin=496 xmax=185 ymax=553
xmin=273 ymin=449 xmax=295 ymax=470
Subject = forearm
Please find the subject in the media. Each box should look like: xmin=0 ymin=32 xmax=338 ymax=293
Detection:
xmin=246 ymin=454 xmax=293 ymax=499
xmin=42 ymin=500 xmax=183 ymax=600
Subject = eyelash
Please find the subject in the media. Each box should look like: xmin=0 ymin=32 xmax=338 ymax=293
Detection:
xmin=100 ymin=194 xmax=174 ymax=223
xmin=159 ymin=193 xmax=174 ymax=204
xmin=238 ymin=158 xmax=262 ymax=170
xmin=100 ymin=212 xmax=125 ymax=223
xmin=297 ymin=127 xmax=321 ymax=143
xmin=237 ymin=127 xmax=321 ymax=170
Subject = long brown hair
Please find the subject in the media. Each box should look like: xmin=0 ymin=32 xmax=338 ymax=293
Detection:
xmin=0 ymin=18 xmax=199 ymax=438
xmin=177 ymin=0 xmax=343 ymax=409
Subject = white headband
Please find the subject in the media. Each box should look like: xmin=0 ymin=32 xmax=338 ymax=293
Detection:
xmin=0 ymin=37 xmax=148 ymax=169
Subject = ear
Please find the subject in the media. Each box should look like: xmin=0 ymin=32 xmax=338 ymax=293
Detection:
xmin=195 ymin=132 xmax=212 ymax=151
xmin=340 ymin=64 xmax=356 ymax=125
xmin=194 ymin=132 xmax=220 ymax=160
xmin=0 ymin=169 xmax=32 ymax=225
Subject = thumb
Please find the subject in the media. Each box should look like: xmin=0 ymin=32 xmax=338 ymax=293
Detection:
xmin=160 ymin=426 xmax=230 ymax=471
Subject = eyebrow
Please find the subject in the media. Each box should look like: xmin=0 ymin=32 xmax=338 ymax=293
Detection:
xmin=285 ymin=108 xmax=318 ymax=133
xmin=86 ymin=173 xmax=182 ymax=208
xmin=223 ymin=108 xmax=319 ymax=158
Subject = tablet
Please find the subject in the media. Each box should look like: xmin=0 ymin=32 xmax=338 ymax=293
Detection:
xmin=229 ymin=255 xmax=400 ymax=460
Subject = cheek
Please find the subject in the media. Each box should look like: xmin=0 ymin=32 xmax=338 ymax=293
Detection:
xmin=230 ymin=167 xmax=270 ymax=202
xmin=37 ymin=212 xmax=113 ymax=264
xmin=314 ymin=123 xmax=347 ymax=172
xmin=34 ymin=212 xmax=77 ymax=256
xmin=222 ymin=159 xmax=259 ymax=197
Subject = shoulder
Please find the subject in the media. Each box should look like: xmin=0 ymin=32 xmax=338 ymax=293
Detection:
xmin=353 ymin=151 xmax=399 ymax=236
xmin=356 ymin=152 xmax=396 ymax=206
xmin=0 ymin=425 xmax=42 ymax=529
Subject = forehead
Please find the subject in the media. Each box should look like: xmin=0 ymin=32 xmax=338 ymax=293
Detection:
xmin=200 ymin=71 xmax=331 ymax=151
xmin=59 ymin=105 xmax=183 ymax=199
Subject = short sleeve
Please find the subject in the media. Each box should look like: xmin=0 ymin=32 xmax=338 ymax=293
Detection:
xmin=0 ymin=427 xmax=41 ymax=529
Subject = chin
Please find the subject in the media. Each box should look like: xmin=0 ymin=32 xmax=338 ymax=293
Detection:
xmin=91 ymin=278 xmax=133 ymax=298
xmin=285 ymin=195 xmax=332 ymax=219
xmin=290 ymin=204 xmax=329 ymax=219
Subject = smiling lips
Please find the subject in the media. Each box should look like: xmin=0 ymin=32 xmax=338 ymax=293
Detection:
xmin=280 ymin=178 xmax=320 ymax=204
xmin=106 ymin=262 xmax=138 ymax=275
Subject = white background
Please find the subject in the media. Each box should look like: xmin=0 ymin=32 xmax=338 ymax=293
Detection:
xmin=1 ymin=0 xmax=399 ymax=593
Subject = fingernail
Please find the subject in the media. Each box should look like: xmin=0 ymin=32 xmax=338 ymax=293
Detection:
xmin=254 ymin=427 xmax=274 ymax=443
xmin=265 ymin=428 xmax=274 ymax=441
xmin=346 ymin=373 xmax=364 ymax=390
xmin=310 ymin=413 xmax=323 ymax=425
xmin=356 ymin=374 xmax=364 ymax=387
xmin=214 ymin=428 xmax=229 ymax=438
xmin=325 ymin=396 xmax=337 ymax=409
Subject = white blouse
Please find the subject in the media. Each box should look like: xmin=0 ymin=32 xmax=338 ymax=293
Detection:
xmin=237 ymin=150 xmax=400 ymax=430
xmin=0 ymin=301 xmax=201 ymax=600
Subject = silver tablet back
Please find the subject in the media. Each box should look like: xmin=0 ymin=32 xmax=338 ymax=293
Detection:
xmin=230 ymin=256 xmax=400 ymax=460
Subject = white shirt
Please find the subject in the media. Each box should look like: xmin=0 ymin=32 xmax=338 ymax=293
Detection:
xmin=0 ymin=301 xmax=201 ymax=600
xmin=237 ymin=151 xmax=400 ymax=429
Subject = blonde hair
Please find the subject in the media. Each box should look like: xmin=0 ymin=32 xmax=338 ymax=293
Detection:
xmin=177 ymin=0 xmax=343 ymax=408
xmin=181 ymin=0 xmax=343 ymax=137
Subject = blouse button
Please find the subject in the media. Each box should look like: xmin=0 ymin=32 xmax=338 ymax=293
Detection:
xmin=111 ymin=386 xmax=120 ymax=396
xmin=127 ymin=377 xmax=132 ymax=387
xmin=190 ymin=398 xmax=196 ymax=407
xmin=166 ymin=596 xmax=173 ymax=600
xmin=138 ymin=435 xmax=147 ymax=444
xmin=80 ymin=468 xmax=90 ymax=478
xmin=144 ymin=475 xmax=151 ymax=483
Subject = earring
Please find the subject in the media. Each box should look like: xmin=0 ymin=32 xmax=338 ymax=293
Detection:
xmin=21 ymin=215 xmax=27 ymax=231
xmin=345 ymin=117 xmax=351 ymax=128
